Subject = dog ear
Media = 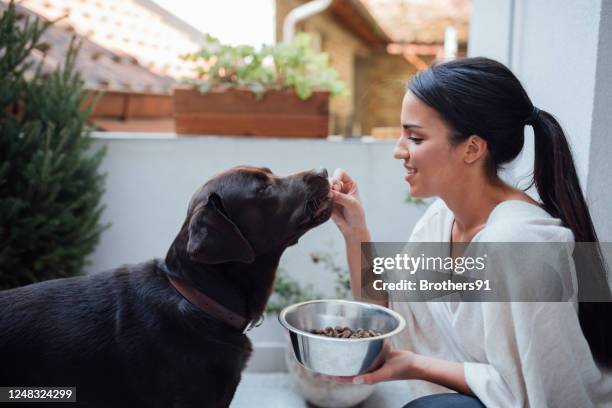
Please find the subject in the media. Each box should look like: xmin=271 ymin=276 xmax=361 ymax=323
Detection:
xmin=187 ymin=193 xmax=255 ymax=264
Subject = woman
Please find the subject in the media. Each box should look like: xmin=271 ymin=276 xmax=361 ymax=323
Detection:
xmin=329 ymin=57 xmax=612 ymax=407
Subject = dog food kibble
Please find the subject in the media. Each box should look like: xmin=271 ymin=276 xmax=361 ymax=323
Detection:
xmin=309 ymin=326 xmax=383 ymax=339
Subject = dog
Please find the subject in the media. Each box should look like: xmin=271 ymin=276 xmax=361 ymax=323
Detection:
xmin=0 ymin=165 xmax=332 ymax=408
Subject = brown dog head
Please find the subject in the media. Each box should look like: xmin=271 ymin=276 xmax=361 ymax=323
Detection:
xmin=168 ymin=166 xmax=332 ymax=267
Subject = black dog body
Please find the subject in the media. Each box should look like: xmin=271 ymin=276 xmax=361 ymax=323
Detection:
xmin=1 ymin=261 xmax=250 ymax=407
xmin=0 ymin=166 xmax=332 ymax=407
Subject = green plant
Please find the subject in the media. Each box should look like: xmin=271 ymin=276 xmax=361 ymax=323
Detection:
xmin=0 ymin=1 xmax=107 ymax=289
xmin=265 ymin=265 xmax=322 ymax=315
xmin=180 ymin=33 xmax=348 ymax=100
xmin=265 ymin=247 xmax=352 ymax=315
xmin=309 ymin=250 xmax=352 ymax=299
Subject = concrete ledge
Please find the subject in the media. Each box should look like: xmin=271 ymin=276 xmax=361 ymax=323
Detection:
xmin=245 ymin=342 xmax=287 ymax=373
xmin=232 ymin=373 xmax=413 ymax=407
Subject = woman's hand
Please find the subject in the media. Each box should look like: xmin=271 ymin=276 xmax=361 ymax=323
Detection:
xmin=336 ymin=342 xmax=473 ymax=395
xmin=335 ymin=341 xmax=417 ymax=385
xmin=329 ymin=168 xmax=368 ymax=241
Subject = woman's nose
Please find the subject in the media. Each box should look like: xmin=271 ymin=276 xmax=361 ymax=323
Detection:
xmin=393 ymin=136 xmax=409 ymax=160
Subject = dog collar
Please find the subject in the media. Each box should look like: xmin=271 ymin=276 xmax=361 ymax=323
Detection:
xmin=161 ymin=262 xmax=263 ymax=334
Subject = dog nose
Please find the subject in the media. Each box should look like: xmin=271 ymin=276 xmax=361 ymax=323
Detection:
xmin=314 ymin=168 xmax=328 ymax=178
xmin=302 ymin=168 xmax=328 ymax=184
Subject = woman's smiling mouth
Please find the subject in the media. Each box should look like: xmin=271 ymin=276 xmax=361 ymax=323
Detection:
xmin=404 ymin=165 xmax=417 ymax=181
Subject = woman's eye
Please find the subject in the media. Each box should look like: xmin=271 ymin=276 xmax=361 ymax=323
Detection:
xmin=407 ymin=136 xmax=423 ymax=144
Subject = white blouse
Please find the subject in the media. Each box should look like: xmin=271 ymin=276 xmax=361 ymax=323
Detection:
xmin=389 ymin=199 xmax=612 ymax=407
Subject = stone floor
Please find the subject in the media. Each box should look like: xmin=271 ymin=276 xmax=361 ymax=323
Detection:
xmin=231 ymin=373 xmax=411 ymax=408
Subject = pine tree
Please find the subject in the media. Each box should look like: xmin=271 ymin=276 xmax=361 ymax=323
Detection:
xmin=0 ymin=1 xmax=107 ymax=289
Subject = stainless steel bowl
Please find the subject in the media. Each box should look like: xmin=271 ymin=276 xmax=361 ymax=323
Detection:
xmin=279 ymin=299 xmax=406 ymax=376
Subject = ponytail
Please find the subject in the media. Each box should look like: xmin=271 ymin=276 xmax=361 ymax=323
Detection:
xmin=532 ymin=110 xmax=612 ymax=368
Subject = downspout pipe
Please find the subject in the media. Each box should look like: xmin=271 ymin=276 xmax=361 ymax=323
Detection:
xmin=282 ymin=0 xmax=333 ymax=42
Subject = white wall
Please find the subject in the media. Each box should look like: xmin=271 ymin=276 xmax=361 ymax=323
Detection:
xmin=587 ymin=0 xmax=612 ymax=241
xmin=468 ymin=0 xmax=612 ymax=240
xmin=467 ymin=0 xmax=514 ymax=64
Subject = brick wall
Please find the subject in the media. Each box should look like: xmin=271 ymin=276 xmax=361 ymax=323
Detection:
xmin=361 ymin=52 xmax=464 ymax=135
xmin=357 ymin=53 xmax=416 ymax=135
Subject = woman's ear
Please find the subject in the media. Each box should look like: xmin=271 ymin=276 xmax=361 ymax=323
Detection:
xmin=463 ymin=135 xmax=488 ymax=164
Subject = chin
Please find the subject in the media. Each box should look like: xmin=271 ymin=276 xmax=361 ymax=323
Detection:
xmin=408 ymin=188 xmax=434 ymax=199
xmin=408 ymin=188 xmax=424 ymax=198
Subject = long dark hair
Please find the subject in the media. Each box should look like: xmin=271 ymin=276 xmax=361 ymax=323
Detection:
xmin=408 ymin=57 xmax=611 ymax=368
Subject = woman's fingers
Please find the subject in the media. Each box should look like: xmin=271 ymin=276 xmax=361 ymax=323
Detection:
xmin=330 ymin=190 xmax=357 ymax=207
xmin=351 ymin=366 xmax=393 ymax=385
xmin=329 ymin=177 xmax=344 ymax=192
xmin=330 ymin=190 xmax=367 ymax=234
xmin=332 ymin=168 xmax=350 ymax=183
xmin=328 ymin=171 xmax=367 ymax=237
xmin=333 ymin=168 xmax=356 ymax=184
xmin=333 ymin=365 xmax=393 ymax=385
xmin=329 ymin=176 xmax=345 ymax=193
xmin=333 ymin=375 xmax=355 ymax=384
xmin=331 ymin=168 xmax=358 ymax=195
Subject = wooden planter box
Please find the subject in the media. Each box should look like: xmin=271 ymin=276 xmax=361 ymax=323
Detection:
xmin=173 ymin=88 xmax=329 ymax=138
